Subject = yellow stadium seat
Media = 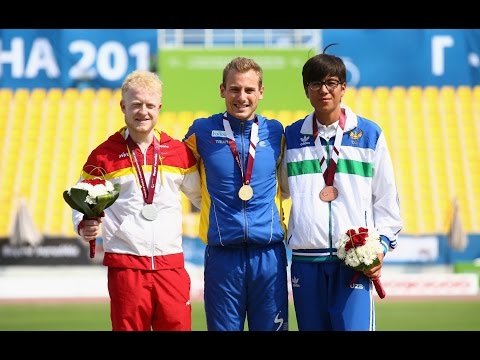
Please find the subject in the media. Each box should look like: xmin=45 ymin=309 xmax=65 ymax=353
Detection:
xmin=176 ymin=111 xmax=195 ymax=136
xmin=79 ymin=88 xmax=95 ymax=101
xmin=423 ymin=86 xmax=439 ymax=101
xmin=97 ymin=88 xmax=113 ymax=101
xmin=342 ymin=86 xmax=356 ymax=108
xmin=262 ymin=110 xmax=276 ymax=120
xmin=47 ymin=88 xmax=63 ymax=102
xmin=358 ymin=86 xmax=374 ymax=99
xmin=291 ymin=110 xmax=307 ymax=122
xmin=440 ymin=85 xmax=455 ymax=97
xmin=0 ymin=88 xmax=13 ymax=102
xmin=356 ymin=87 xmax=374 ymax=118
xmin=407 ymin=86 xmax=422 ymax=98
xmin=113 ymin=89 xmax=122 ymax=102
xmin=193 ymin=111 xmax=210 ymax=119
xmin=177 ymin=111 xmax=194 ymax=124
xmin=14 ymin=88 xmax=30 ymax=102
xmin=374 ymin=86 xmax=389 ymax=100
xmin=182 ymin=212 xmax=200 ymax=238
xmin=456 ymin=85 xmax=471 ymax=100
xmin=31 ymin=88 xmax=46 ymax=101
xmin=63 ymin=88 xmax=80 ymax=101
xmin=276 ymin=110 xmax=294 ymax=125
xmin=372 ymin=87 xmax=390 ymax=122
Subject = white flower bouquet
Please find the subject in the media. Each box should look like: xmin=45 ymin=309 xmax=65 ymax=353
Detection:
xmin=336 ymin=227 xmax=386 ymax=298
xmin=63 ymin=178 xmax=120 ymax=258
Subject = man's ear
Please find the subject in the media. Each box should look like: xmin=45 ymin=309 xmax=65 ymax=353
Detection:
xmin=258 ymin=85 xmax=264 ymax=100
xmin=340 ymin=82 xmax=347 ymax=99
xmin=220 ymin=84 xmax=225 ymax=98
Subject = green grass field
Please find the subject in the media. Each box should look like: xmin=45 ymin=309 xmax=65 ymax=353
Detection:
xmin=1 ymin=299 xmax=479 ymax=331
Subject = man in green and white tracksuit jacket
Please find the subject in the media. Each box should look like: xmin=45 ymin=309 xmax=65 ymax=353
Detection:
xmin=279 ymin=104 xmax=403 ymax=330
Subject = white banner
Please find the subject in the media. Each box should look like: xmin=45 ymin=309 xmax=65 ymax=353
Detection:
xmin=385 ymin=235 xmax=439 ymax=263
xmin=380 ymin=273 xmax=479 ymax=296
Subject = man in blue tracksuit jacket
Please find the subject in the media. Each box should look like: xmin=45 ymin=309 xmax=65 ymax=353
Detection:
xmin=183 ymin=57 xmax=288 ymax=331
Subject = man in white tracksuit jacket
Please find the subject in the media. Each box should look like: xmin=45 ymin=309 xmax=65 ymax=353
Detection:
xmin=279 ymin=48 xmax=403 ymax=331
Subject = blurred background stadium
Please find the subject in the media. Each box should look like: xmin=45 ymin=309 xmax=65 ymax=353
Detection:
xmin=1 ymin=29 xmax=479 ymax=308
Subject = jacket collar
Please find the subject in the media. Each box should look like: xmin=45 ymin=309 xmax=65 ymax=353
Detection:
xmin=300 ymin=104 xmax=358 ymax=135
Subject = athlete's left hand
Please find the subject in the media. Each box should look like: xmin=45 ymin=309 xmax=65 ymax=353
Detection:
xmin=363 ymin=252 xmax=384 ymax=279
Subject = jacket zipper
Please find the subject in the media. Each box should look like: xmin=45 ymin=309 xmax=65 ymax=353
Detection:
xmin=325 ymin=138 xmax=334 ymax=256
xmin=142 ymin=146 xmax=155 ymax=270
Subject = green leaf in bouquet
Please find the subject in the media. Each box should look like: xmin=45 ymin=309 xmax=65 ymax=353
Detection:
xmin=67 ymin=188 xmax=96 ymax=218
xmin=352 ymin=264 xmax=367 ymax=272
xmin=92 ymin=193 xmax=119 ymax=214
xmin=104 ymin=184 xmax=121 ymax=209
xmin=90 ymin=183 xmax=121 ymax=215
xmin=370 ymin=257 xmax=381 ymax=269
xmin=63 ymin=191 xmax=85 ymax=213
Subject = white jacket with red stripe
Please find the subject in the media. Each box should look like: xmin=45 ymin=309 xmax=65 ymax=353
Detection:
xmin=72 ymin=127 xmax=201 ymax=270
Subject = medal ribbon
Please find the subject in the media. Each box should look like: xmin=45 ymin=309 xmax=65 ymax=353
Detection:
xmin=312 ymin=110 xmax=346 ymax=186
xmin=223 ymin=112 xmax=259 ymax=186
xmin=125 ymin=135 xmax=160 ymax=205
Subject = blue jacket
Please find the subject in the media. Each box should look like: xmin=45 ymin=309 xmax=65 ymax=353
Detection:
xmin=184 ymin=112 xmax=286 ymax=247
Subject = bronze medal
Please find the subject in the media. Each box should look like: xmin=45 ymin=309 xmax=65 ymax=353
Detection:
xmin=238 ymin=184 xmax=254 ymax=201
xmin=319 ymin=186 xmax=338 ymax=202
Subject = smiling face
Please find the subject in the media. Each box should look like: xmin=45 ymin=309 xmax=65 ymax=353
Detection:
xmin=302 ymin=53 xmax=347 ymax=125
xmin=120 ymin=86 xmax=162 ymax=139
xmin=306 ymin=76 xmax=346 ymax=123
xmin=220 ymin=68 xmax=264 ymax=121
xmin=119 ymin=70 xmax=163 ymax=144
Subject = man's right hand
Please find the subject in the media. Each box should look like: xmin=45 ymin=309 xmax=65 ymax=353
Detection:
xmin=78 ymin=217 xmax=102 ymax=243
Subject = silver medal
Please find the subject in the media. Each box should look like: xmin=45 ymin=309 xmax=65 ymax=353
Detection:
xmin=142 ymin=204 xmax=158 ymax=221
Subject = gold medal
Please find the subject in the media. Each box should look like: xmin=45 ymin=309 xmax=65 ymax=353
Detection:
xmin=319 ymin=186 xmax=338 ymax=202
xmin=141 ymin=204 xmax=158 ymax=221
xmin=238 ymin=184 xmax=254 ymax=201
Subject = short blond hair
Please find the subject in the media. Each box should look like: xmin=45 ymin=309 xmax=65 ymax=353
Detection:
xmin=121 ymin=70 xmax=163 ymax=100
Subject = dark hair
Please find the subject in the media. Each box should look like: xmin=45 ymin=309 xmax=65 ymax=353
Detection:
xmin=302 ymin=43 xmax=346 ymax=88
xmin=222 ymin=57 xmax=263 ymax=87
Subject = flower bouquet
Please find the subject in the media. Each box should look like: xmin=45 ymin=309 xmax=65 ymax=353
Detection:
xmin=336 ymin=227 xmax=386 ymax=299
xmin=63 ymin=178 xmax=121 ymax=258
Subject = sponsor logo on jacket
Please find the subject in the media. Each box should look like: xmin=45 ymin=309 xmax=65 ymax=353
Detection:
xmin=211 ymin=130 xmax=227 ymax=138
xmin=300 ymin=135 xmax=310 ymax=146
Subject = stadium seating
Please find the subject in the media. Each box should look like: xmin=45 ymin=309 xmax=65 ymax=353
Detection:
xmin=0 ymin=86 xmax=478 ymax=238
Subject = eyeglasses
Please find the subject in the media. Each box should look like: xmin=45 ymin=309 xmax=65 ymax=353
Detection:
xmin=308 ymin=79 xmax=342 ymax=92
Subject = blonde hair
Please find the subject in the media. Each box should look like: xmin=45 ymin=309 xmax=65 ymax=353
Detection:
xmin=121 ymin=70 xmax=163 ymax=100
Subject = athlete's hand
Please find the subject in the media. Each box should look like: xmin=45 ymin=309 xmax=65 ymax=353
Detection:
xmin=78 ymin=217 xmax=102 ymax=243
xmin=363 ymin=252 xmax=384 ymax=279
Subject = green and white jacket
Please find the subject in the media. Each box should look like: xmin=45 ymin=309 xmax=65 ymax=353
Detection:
xmin=279 ymin=105 xmax=402 ymax=262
